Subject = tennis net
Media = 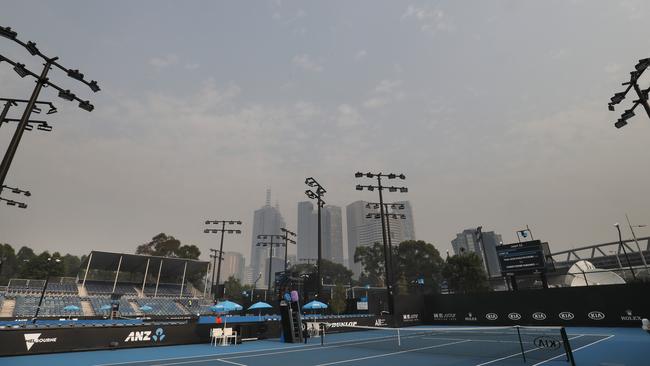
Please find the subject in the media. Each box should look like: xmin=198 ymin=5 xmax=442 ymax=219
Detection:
xmin=319 ymin=324 xmax=575 ymax=365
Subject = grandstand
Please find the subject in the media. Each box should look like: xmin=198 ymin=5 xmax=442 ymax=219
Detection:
xmin=0 ymin=251 xmax=211 ymax=319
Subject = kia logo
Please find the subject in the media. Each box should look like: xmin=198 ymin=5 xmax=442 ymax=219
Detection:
xmin=588 ymin=311 xmax=605 ymax=320
xmin=558 ymin=312 xmax=574 ymax=321
xmin=534 ymin=336 xmax=561 ymax=350
xmin=532 ymin=312 xmax=547 ymax=321
xmin=508 ymin=313 xmax=521 ymax=320
xmin=485 ymin=313 xmax=498 ymax=320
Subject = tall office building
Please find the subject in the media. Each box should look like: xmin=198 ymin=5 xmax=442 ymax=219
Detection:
xmin=346 ymin=200 xmax=408 ymax=278
xmin=451 ymin=228 xmax=502 ymax=277
xmin=297 ymin=202 xmax=344 ymax=266
xmin=396 ymin=201 xmax=416 ymax=241
xmin=250 ymin=189 xmax=286 ymax=288
xmin=222 ymin=252 xmax=245 ymax=282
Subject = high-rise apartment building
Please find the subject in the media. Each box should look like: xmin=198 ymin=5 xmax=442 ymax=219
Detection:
xmin=451 ymin=228 xmax=502 ymax=277
xmin=346 ymin=200 xmax=411 ymax=278
xmin=297 ymin=202 xmax=344 ymax=265
xmin=221 ymin=252 xmax=245 ymax=282
xmin=250 ymin=189 xmax=286 ymax=288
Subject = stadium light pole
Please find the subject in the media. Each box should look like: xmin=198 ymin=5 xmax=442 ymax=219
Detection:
xmin=365 ymin=202 xmax=407 ymax=280
xmin=355 ymin=171 xmax=407 ymax=315
xmin=608 ymin=58 xmax=650 ymax=129
xmin=32 ymin=256 xmax=61 ymax=323
xmin=0 ymin=25 xmax=99 ymax=194
xmin=305 ymin=177 xmax=326 ymax=297
xmin=614 ymin=223 xmax=637 ymax=281
xmin=625 ymin=214 xmax=649 ymax=272
xmin=204 ymin=220 xmax=242 ymax=300
xmin=256 ymin=234 xmax=285 ymax=294
xmin=280 ymin=228 xmax=297 ymax=272
xmin=208 ymin=250 xmax=220 ymax=301
xmin=0 ymin=184 xmax=30 ymax=209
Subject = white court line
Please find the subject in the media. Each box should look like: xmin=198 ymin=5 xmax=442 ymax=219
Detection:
xmin=216 ymin=359 xmax=247 ymax=366
xmin=313 ymin=340 xmax=471 ymax=366
xmin=474 ymin=335 xmax=585 ymax=366
xmin=530 ymin=334 xmax=615 ymax=366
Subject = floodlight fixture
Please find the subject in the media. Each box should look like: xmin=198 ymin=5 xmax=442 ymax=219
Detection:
xmin=614 ymin=119 xmax=628 ymax=129
xmin=88 ymin=80 xmax=100 ymax=93
xmin=621 ymin=109 xmax=635 ymax=120
xmin=36 ymin=124 xmax=52 ymax=132
xmin=13 ymin=63 xmax=29 ymax=78
xmin=366 ymin=172 xmax=374 ymax=178
xmin=635 ymin=58 xmax=650 ymax=71
xmin=610 ymin=92 xmax=626 ymax=104
xmin=608 ymin=104 xmax=615 ymax=111
xmin=355 ymin=172 xmax=363 ymax=178
xmin=203 ymin=229 xmax=209 ymax=233
xmin=356 ymin=185 xmax=363 ymax=191
xmin=227 ymin=230 xmax=234 ymax=234
xmin=398 ymin=174 xmax=406 ymax=179
xmin=67 ymin=69 xmax=84 ymax=81
xmin=58 ymin=90 xmax=75 ymax=101
xmin=387 ymin=173 xmax=396 ymax=179
xmin=367 ymin=186 xmax=374 ymax=191
xmin=0 ymin=26 xmax=17 ymax=40
xmin=25 ymin=41 xmax=39 ymax=56
xmin=78 ymin=100 xmax=94 ymax=112
xmin=399 ymin=187 xmax=408 ymax=193
xmin=388 ymin=186 xmax=397 ymax=192
xmin=31 ymin=105 xmax=41 ymax=114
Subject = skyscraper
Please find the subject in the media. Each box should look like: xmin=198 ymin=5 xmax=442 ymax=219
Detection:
xmin=250 ymin=189 xmax=286 ymax=288
xmin=297 ymin=202 xmax=344 ymax=265
xmin=346 ymin=200 xmax=407 ymax=278
xmin=396 ymin=201 xmax=416 ymax=241
xmin=451 ymin=228 xmax=502 ymax=277
xmin=222 ymin=252 xmax=245 ymax=282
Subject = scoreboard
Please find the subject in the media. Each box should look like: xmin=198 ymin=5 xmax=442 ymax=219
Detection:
xmin=497 ymin=240 xmax=549 ymax=276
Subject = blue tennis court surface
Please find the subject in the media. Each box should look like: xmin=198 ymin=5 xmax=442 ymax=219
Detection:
xmin=0 ymin=326 xmax=646 ymax=366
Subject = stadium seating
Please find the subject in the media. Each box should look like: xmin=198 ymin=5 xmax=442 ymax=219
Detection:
xmin=136 ymin=298 xmax=188 ymax=316
xmin=84 ymin=281 xmax=138 ymax=296
xmin=143 ymin=283 xmax=193 ymax=297
xmin=179 ymin=298 xmax=212 ymax=315
xmin=46 ymin=281 xmax=78 ymax=294
xmin=13 ymin=295 xmax=83 ymax=317
xmin=7 ymin=279 xmax=46 ymax=295
xmin=89 ymin=296 xmax=138 ymax=316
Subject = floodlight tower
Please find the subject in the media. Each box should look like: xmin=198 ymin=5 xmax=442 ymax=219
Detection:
xmin=608 ymin=58 xmax=650 ymax=129
xmin=256 ymin=234 xmax=285 ymax=292
xmin=354 ymin=172 xmax=408 ymax=315
xmin=365 ymin=202 xmax=407 ymax=277
xmin=305 ymin=177 xmax=326 ymax=297
xmin=280 ymin=228 xmax=297 ymax=272
xmin=0 ymin=25 xmax=100 ymax=196
xmin=204 ymin=220 xmax=242 ymax=299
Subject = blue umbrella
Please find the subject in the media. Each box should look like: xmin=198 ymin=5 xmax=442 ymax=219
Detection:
xmin=63 ymin=305 xmax=80 ymax=311
xmin=247 ymin=302 xmax=272 ymax=311
xmin=302 ymin=300 xmax=328 ymax=310
xmin=100 ymin=304 xmax=111 ymax=311
xmin=210 ymin=304 xmax=226 ymax=313
xmin=217 ymin=300 xmax=243 ymax=312
xmin=139 ymin=305 xmax=153 ymax=312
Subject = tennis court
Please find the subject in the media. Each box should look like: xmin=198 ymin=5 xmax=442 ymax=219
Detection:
xmin=1 ymin=326 xmax=645 ymax=366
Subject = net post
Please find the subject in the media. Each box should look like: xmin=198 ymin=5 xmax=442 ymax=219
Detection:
xmin=320 ymin=323 xmax=325 ymax=346
xmin=397 ymin=328 xmax=401 ymax=347
xmin=515 ymin=326 xmax=526 ymax=363
xmin=560 ymin=327 xmax=576 ymax=366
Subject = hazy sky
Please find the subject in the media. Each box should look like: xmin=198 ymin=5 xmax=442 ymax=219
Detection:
xmin=1 ymin=1 xmax=649 ymax=264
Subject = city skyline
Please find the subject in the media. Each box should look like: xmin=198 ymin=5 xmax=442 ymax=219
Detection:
xmin=1 ymin=2 xmax=649 ymax=266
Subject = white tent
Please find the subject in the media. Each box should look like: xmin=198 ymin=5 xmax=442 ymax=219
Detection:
xmin=566 ymin=260 xmax=626 ymax=287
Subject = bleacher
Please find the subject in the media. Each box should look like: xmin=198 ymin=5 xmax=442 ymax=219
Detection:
xmin=136 ymin=298 xmax=188 ymax=316
xmin=84 ymin=281 xmax=138 ymax=296
xmin=12 ymin=295 xmax=83 ymax=317
xmin=143 ymin=283 xmax=192 ymax=298
xmin=46 ymin=278 xmax=78 ymax=294
xmin=88 ymin=296 xmax=138 ymax=316
xmin=6 ymin=279 xmax=46 ymax=295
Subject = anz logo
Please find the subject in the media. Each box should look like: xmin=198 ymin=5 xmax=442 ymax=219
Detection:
xmin=125 ymin=328 xmax=166 ymax=342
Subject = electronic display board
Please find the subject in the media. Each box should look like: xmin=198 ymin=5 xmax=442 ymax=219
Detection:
xmin=497 ymin=240 xmax=547 ymax=276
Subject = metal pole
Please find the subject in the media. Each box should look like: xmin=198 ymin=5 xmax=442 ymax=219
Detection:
xmin=267 ymin=238 xmax=274 ymax=293
xmin=0 ymin=58 xmax=55 ymax=189
xmin=377 ymin=176 xmax=394 ymax=315
xmin=384 ymin=205 xmax=395 ymax=288
xmin=317 ymin=196 xmax=322 ymax=297
xmin=179 ymin=262 xmax=187 ymax=298
xmin=112 ymin=255 xmax=123 ymax=293
xmin=203 ymin=263 xmax=209 ymax=299
xmin=284 ymin=232 xmax=289 ymax=272
xmin=626 ymin=214 xmax=648 ymax=272
xmin=155 ymin=259 xmax=163 ymax=297
xmin=81 ymin=252 xmax=93 ymax=290
xmin=0 ymin=102 xmax=11 ymax=132
xmin=616 ymin=225 xmax=637 ymax=280
xmin=527 ymin=225 xmax=534 ymax=240
xmin=141 ymin=258 xmax=150 ymax=296
xmin=215 ymin=222 xmax=226 ymax=289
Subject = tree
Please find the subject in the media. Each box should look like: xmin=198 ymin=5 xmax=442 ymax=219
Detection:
xmin=442 ymin=252 xmax=490 ymax=294
xmin=62 ymin=254 xmax=81 ymax=277
xmin=288 ymin=259 xmax=353 ymax=286
xmin=223 ymin=276 xmax=252 ymax=304
xmin=0 ymin=244 xmax=17 ymax=285
xmin=330 ymin=283 xmax=347 ymax=314
xmin=354 ymin=242 xmax=387 ymax=287
xmin=136 ymin=233 xmax=201 ymax=259
xmin=395 ymin=240 xmax=444 ymax=293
